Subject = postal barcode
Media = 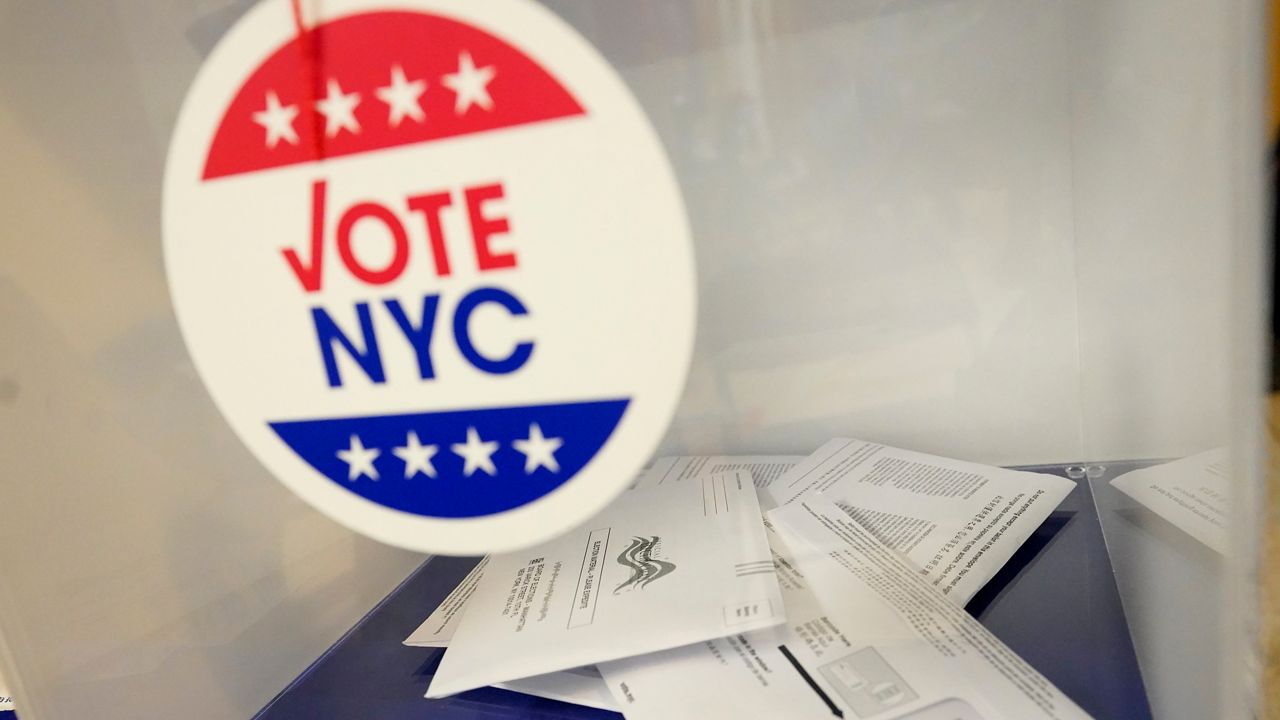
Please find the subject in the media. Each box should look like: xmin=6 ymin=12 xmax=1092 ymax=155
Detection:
xmin=735 ymin=560 xmax=776 ymax=577
xmin=724 ymin=599 xmax=774 ymax=626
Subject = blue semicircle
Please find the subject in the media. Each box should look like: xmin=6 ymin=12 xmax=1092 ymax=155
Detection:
xmin=269 ymin=398 xmax=630 ymax=518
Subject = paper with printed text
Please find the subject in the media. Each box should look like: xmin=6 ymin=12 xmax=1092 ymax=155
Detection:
xmin=601 ymin=497 xmax=1091 ymax=719
xmin=1111 ymin=448 xmax=1229 ymax=553
xmin=425 ymin=472 xmax=784 ymax=697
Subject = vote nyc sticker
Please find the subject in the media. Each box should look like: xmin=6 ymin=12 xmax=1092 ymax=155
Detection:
xmin=164 ymin=0 xmax=694 ymax=553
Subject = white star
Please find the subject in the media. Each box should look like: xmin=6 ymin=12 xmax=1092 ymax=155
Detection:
xmin=393 ymin=431 xmax=438 ymax=478
xmin=451 ymin=426 xmax=499 ymax=477
xmin=441 ymin=51 xmax=495 ymax=115
xmin=376 ymin=64 xmax=427 ymax=127
xmin=513 ymin=423 xmax=563 ymax=474
xmin=336 ymin=434 xmax=380 ymax=481
xmin=314 ymin=78 xmax=361 ymax=137
xmin=251 ymin=91 xmax=299 ymax=148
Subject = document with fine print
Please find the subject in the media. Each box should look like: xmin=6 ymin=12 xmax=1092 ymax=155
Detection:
xmin=1110 ymin=448 xmax=1229 ymax=553
xmin=425 ymin=471 xmax=784 ymax=698
xmin=766 ymin=438 xmax=1075 ymax=603
xmin=600 ymin=497 xmax=1092 ymax=719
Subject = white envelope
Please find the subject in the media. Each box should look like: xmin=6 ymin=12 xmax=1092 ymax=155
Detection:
xmin=406 ymin=457 xmax=793 ymax=649
xmin=599 ymin=520 xmax=836 ymax=720
xmin=425 ymin=471 xmax=784 ymax=698
xmin=404 ymin=557 xmax=615 ymax=710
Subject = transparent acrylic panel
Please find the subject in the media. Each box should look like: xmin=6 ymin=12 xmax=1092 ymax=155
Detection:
xmin=0 ymin=1 xmax=1266 ymax=719
xmin=0 ymin=3 xmax=426 ymax=718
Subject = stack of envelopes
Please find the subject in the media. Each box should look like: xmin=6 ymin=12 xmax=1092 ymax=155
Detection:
xmin=405 ymin=437 xmax=1093 ymax=719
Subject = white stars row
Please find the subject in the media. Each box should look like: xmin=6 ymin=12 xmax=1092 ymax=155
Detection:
xmin=252 ymin=51 xmax=496 ymax=147
xmin=335 ymin=423 xmax=563 ymax=481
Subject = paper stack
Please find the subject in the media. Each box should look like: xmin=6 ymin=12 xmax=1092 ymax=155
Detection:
xmin=405 ymin=438 xmax=1091 ymax=719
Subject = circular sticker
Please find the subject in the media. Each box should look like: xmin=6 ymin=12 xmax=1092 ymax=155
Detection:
xmin=164 ymin=0 xmax=694 ymax=553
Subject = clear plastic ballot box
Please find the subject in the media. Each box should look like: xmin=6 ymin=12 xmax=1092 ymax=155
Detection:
xmin=0 ymin=1 xmax=1269 ymax=719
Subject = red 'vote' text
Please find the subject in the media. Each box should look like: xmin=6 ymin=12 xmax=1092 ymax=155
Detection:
xmin=282 ymin=179 xmax=516 ymax=293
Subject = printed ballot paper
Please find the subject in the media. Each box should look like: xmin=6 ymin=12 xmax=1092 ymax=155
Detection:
xmin=425 ymin=471 xmax=784 ymax=698
xmin=601 ymin=497 xmax=1092 ymax=720
xmin=765 ymin=438 xmax=1075 ymax=602
xmin=1111 ymin=448 xmax=1230 ymax=553
xmin=634 ymin=440 xmax=1074 ymax=603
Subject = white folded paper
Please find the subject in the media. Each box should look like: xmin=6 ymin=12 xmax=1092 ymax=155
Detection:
xmin=598 ymin=519 xmax=842 ymax=720
xmin=771 ymin=497 xmax=1091 ymax=719
xmin=405 ymin=558 xmax=489 ymax=647
xmin=1110 ymin=448 xmax=1229 ymax=553
xmin=765 ymin=438 xmax=1075 ymax=601
xmin=404 ymin=558 xmax=615 ymax=709
xmin=601 ymin=497 xmax=1092 ymax=720
xmin=408 ymin=461 xmax=694 ymax=710
xmin=407 ymin=457 xmax=798 ymax=648
xmin=425 ymin=471 xmax=784 ymax=698
xmin=634 ymin=455 xmax=805 ymax=490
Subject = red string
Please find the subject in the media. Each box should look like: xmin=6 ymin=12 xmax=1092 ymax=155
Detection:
xmin=289 ymin=0 xmax=307 ymax=37
xmin=290 ymin=0 xmax=325 ymax=159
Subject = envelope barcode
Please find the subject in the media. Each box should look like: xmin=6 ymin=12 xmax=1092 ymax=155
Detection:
xmin=735 ymin=560 xmax=776 ymax=578
xmin=724 ymin=599 xmax=775 ymax=626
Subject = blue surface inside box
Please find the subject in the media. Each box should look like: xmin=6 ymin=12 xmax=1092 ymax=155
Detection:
xmin=255 ymin=464 xmax=1151 ymax=720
